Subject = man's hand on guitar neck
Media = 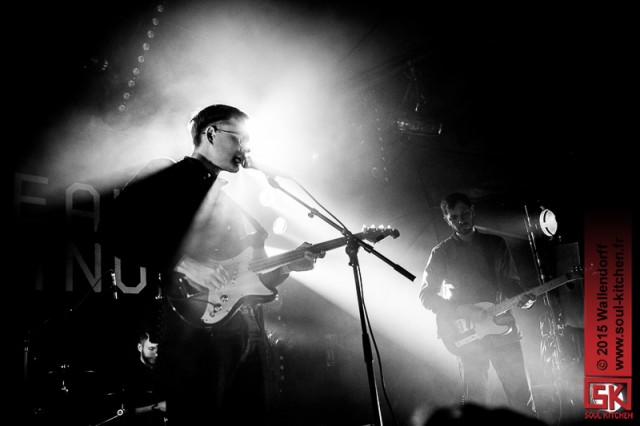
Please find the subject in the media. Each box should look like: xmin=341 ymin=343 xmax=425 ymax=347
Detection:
xmin=517 ymin=292 xmax=536 ymax=310
xmin=283 ymin=242 xmax=325 ymax=273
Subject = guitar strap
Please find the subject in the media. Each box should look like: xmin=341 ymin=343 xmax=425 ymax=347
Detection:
xmin=229 ymin=195 xmax=269 ymax=243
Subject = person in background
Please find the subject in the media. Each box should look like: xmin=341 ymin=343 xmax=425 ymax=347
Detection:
xmin=419 ymin=193 xmax=538 ymax=417
xmin=121 ymin=331 xmax=166 ymax=426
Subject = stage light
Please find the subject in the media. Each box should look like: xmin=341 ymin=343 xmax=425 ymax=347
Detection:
xmin=539 ymin=208 xmax=558 ymax=237
xmin=525 ymin=205 xmax=558 ymax=239
xmin=272 ymin=217 xmax=288 ymax=235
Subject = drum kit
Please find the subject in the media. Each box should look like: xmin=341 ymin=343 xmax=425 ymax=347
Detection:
xmin=27 ymin=363 xmax=131 ymax=426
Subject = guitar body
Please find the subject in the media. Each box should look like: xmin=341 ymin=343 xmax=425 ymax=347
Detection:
xmin=164 ymin=227 xmax=400 ymax=330
xmin=436 ymin=302 xmax=522 ymax=357
xmin=167 ymin=246 xmax=278 ymax=329
xmin=433 ymin=269 xmax=584 ymax=357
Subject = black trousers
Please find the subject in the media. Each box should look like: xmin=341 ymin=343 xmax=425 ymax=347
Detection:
xmin=161 ymin=311 xmax=271 ymax=425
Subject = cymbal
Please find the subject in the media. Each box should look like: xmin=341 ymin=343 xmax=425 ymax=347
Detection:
xmin=44 ymin=367 xmax=101 ymax=388
xmin=47 ymin=369 xmax=97 ymax=375
xmin=46 ymin=365 xmax=98 ymax=375
xmin=103 ymin=388 xmax=154 ymax=395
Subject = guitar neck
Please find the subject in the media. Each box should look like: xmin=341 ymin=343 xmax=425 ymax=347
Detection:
xmin=247 ymin=228 xmax=399 ymax=274
xmin=248 ymin=236 xmax=349 ymax=273
xmin=487 ymin=270 xmax=583 ymax=317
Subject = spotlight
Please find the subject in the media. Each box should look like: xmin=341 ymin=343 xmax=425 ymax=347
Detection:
xmin=538 ymin=208 xmax=558 ymax=237
xmin=526 ymin=205 xmax=558 ymax=239
xmin=272 ymin=217 xmax=288 ymax=235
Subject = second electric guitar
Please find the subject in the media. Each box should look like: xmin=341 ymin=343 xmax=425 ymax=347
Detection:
xmin=436 ymin=268 xmax=583 ymax=357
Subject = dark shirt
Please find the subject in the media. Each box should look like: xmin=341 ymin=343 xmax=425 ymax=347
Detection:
xmin=99 ymin=155 xmax=289 ymax=423
xmin=99 ymin=156 xmax=216 ymax=272
xmin=419 ymin=230 xmax=524 ymax=314
xmin=99 ymin=156 xmax=283 ymax=286
xmin=122 ymin=360 xmax=165 ymax=426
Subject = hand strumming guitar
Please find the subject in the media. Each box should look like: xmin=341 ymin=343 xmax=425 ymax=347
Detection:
xmin=175 ymin=241 xmax=325 ymax=291
xmin=455 ymin=304 xmax=490 ymax=323
xmin=175 ymin=256 xmax=230 ymax=291
xmin=517 ymin=292 xmax=536 ymax=309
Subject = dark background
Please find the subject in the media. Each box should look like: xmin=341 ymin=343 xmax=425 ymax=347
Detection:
xmin=11 ymin=1 xmax=633 ymax=425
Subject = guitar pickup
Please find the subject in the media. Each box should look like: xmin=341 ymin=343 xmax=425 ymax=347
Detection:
xmin=455 ymin=334 xmax=480 ymax=347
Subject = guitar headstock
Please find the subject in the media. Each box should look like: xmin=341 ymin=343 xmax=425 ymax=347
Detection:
xmin=360 ymin=225 xmax=400 ymax=243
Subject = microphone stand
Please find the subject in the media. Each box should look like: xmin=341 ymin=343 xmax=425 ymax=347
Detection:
xmin=263 ymin=174 xmax=415 ymax=426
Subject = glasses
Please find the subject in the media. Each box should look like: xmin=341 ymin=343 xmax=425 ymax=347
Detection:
xmin=212 ymin=125 xmax=249 ymax=144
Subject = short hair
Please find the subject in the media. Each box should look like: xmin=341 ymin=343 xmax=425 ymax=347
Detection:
xmin=440 ymin=193 xmax=472 ymax=216
xmin=138 ymin=330 xmax=160 ymax=345
xmin=187 ymin=104 xmax=249 ymax=141
xmin=138 ymin=331 xmax=151 ymax=344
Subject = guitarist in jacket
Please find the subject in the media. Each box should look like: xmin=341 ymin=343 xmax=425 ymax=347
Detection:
xmin=419 ymin=193 xmax=538 ymax=417
xmin=98 ymin=104 xmax=321 ymax=425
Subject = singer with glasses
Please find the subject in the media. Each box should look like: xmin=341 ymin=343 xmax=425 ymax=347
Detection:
xmin=98 ymin=104 xmax=322 ymax=425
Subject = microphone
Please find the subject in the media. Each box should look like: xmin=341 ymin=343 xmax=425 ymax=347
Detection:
xmin=109 ymin=270 xmax=118 ymax=300
xmin=242 ymin=156 xmax=290 ymax=178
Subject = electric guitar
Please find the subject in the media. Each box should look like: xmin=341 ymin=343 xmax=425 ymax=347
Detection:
xmin=436 ymin=268 xmax=583 ymax=357
xmin=167 ymin=227 xmax=399 ymax=328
